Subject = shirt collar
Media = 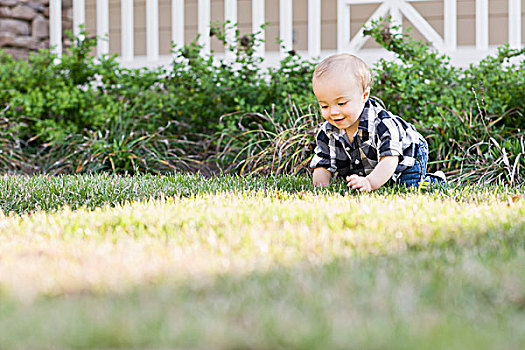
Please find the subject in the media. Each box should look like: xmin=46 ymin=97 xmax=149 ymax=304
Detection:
xmin=358 ymin=98 xmax=372 ymax=132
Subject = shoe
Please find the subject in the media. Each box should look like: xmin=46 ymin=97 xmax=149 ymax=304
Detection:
xmin=433 ymin=171 xmax=447 ymax=183
xmin=419 ymin=171 xmax=447 ymax=189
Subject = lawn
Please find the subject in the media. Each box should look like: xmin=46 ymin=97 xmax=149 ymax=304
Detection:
xmin=0 ymin=174 xmax=524 ymax=349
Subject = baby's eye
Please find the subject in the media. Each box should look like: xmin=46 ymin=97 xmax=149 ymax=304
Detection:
xmin=321 ymin=105 xmax=328 ymax=109
xmin=338 ymin=101 xmax=348 ymax=106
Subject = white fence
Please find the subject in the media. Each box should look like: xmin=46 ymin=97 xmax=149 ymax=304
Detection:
xmin=49 ymin=0 xmax=523 ymax=68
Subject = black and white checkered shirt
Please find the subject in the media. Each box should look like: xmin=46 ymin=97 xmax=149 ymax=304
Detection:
xmin=310 ymin=98 xmax=425 ymax=181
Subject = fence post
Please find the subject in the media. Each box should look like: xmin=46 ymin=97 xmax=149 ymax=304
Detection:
xmin=337 ymin=0 xmax=348 ymax=53
xmin=73 ymin=0 xmax=85 ymax=40
xmin=198 ymin=0 xmax=211 ymax=54
xmin=121 ymin=0 xmax=134 ymax=61
xmin=49 ymin=0 xmax=62 ymax=57
xmin=252 ymin=0 xmax=265 ymax=57
xmin=308 ymin=0 xmax=321 ymax=57
xmin=444 ymin=0 xmax=457 ymax=51
xmin=225 ymin=0 xmax=237 ymax=59
xmin=172 ymin=0 xmax=185 ymax=51
xmin=146 ymin=0 xmax=159 ymax=61
xmin=96 ymin=0 xmax=109 ymax=56
xmin=475 ymin=0 xmax=488 ymax=50
xmin=508 ymin=0 xmax=522 ymax=49
xmin=280 ymin=0 xmax=293 ymax=55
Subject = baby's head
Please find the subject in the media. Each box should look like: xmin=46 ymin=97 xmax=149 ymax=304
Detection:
xmin=312 ymin=54 xmax=372 ymax=130
xmin=312 ymin=54 xmax=372 ymax=93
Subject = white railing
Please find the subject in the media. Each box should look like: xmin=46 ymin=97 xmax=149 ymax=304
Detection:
xmin=49 ymin=0 xmax=523 ymax=68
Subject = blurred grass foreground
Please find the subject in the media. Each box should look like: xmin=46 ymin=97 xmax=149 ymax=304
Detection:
xmin=0 ymin=174 xmax=524 ymax=349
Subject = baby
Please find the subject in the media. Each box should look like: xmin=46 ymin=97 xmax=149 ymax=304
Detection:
xmin=310 ymin=53 xmax=445 ymax=190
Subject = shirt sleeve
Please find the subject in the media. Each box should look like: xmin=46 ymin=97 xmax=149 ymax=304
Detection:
xmin=376 ymin=113 xmax=405 ymax=159
xmin=309 ymin=128 xmax=337 ymax=172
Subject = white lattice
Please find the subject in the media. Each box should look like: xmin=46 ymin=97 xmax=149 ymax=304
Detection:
xmin=338 ymin=0 xmax=450 ymax=53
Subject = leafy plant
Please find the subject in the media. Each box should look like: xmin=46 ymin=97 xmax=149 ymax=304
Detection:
xmin=0 ymin=23 xmax=318 ymax=175
xmin=161 ymin=21 xmax=317 ymax=136
xmin=1 ymin=32 xmax=122 ymax=142
xmin=363 ymin=19 xmax=525 ymax=130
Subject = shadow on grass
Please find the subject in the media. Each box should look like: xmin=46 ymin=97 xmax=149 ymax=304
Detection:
xmin=1 ymin=224 xmax=524 ymax=350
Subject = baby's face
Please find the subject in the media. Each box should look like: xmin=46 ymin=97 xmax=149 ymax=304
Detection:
xmin=313 ymin=74 xmax=369 ymax=131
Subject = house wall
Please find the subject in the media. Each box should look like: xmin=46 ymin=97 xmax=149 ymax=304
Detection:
xmin=0 ymin=0 xmax=73 ymax=59
xmin=81 ymin=0 xmax=525 ymax=57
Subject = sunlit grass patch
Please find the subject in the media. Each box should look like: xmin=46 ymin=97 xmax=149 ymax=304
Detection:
xmin=1 ymin=189 xmax=523 ymax=299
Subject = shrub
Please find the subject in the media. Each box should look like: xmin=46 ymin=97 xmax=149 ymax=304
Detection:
xmin=160 ymin=22 xmax=317 ymax=135
xmin=0 ymin=34 xmax=123 ymax=142
xmin=0 ymin=24 xmax=317 ymax=173
xmin=0 ymin=25 xmax=314 ymax=163
xmin=363 ymin=20 xmax=525 ymax=130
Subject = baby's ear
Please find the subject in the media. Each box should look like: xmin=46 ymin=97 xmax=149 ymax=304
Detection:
xmin=363 ymin=87 xmax=370 ymax=101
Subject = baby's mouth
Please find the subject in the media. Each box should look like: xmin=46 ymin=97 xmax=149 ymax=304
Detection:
xmin=333 ymin=118 xmax=345 ymax=124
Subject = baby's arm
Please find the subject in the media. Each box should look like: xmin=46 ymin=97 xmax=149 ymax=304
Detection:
xmin=310 ymin=125 xmax=334 ymax=187
xmin=347 ymin=156 xmax=399 ymax=191
xmin=313 ymin=167 xmax=332 ymax=187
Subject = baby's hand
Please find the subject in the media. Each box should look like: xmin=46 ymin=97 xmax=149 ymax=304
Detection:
xmin=346 ymin=174 xmax=372 ymax=192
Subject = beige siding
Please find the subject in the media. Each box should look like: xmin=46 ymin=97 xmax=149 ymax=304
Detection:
xmin=83 ymin=0 xmax=525 ymax=56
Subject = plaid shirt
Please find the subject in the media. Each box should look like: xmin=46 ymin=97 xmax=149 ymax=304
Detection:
xmin=310 ymin=98 xmax=425 ymax=181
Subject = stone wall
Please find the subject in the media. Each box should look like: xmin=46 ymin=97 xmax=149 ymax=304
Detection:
xmin=0 ymin=0 xmax=72 ymax=59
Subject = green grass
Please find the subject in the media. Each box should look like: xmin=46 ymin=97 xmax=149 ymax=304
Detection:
xmin=1 ymin=173 xmax=523 ymax=215
xmin=0 ymin=173 xmax=335 ymax=215
xmin=0 ymin=174 xmax=524 ymax=349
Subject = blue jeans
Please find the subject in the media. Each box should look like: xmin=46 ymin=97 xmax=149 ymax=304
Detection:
xmin=397 ymin=140 xmax=428 ymax=187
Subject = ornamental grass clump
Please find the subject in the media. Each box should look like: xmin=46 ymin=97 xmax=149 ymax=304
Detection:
xmin=215 ymin=102 xmax=320 ymax=175
xmin=0 ymin=105 xmax=28 ymax=173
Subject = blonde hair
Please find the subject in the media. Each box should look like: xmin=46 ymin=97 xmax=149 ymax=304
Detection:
xmin=313 ymin=54 xmax=372 ymax=92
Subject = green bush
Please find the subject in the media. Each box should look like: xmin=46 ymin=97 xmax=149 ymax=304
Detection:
xmin=0 ymin=25 xmax=317 ymax=167
xmin=0 ymin=34 xmax=122 ymax=142
xmin=363 ymin=20 xmax=525 ymax=130
xmin=0 ymin=25 xmax=318 ymax=174
xmin=160 ymin=22 xmax=317 ymax=134
xmin=5 ymin=23 xmax=315 ymax=140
